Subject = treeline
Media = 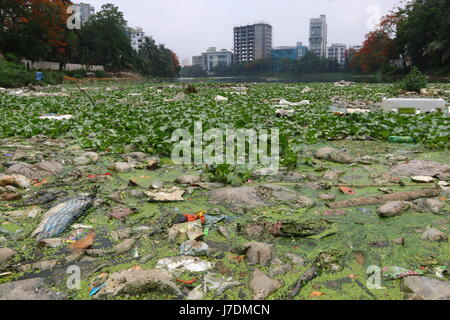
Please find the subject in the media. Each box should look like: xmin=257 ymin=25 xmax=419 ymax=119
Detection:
xmin=181 ymin=52 xmax=342 ymax=77
xmin=350 ymin=0 xmax=450 ymax=76
xmin=0 ymin=1 xmax=180 ymax=77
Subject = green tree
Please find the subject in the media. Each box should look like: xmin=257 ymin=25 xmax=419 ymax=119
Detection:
xmin=76 ymin=4 xmax=134 ymax=70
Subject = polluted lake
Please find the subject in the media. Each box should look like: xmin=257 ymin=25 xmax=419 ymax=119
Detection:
xmin=0 ymin=82 xmax=449 ymax=301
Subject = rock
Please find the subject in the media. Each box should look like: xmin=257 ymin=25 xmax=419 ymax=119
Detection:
xmin=39 ymin=238 xmax=64 ymax=248
xmin=244 ymin=242 xmax=273 ymax=266
xmin=146 ymin=158 xmax=160 ymax=170
xmin=179 ymin=240 xmax=209 ymax=256
xmin=145 ymin=187 xmax=185 ymax=202
xmin=0 ymin=278 xmax=67 ymax=300
xmin=97 ymin=269 xmax=183 ymax=298
xmin=149 ymin=180 xmax=163 ymax=189
xmin=34 ymin=161 xmax=64 ymax=176
xmin=250 ymin=270 xmax=282 ymax=300
xmin=12 ymin=151 xmax=27 ymax=161
xmin=6 ymin=161 xmax=63 ymax=179
xmin=323 ymin=170 xmax=345 ymax=181
xmin=109 ymin=207 xmax=136 ymax=220
xmin=3 ymin=206 xmax=41 ymax=219
xmin=5 ymin=162 xmax=36 ymax=178
xmin=272 ymin=171 xmax=306 ymax=182
xmin=0 ymin=174 xmax=31 ymax=189
xmin=314 ymin=147 xmax=354 ymax=164
xmin=83 ymin=152 xmax=100 ymax=162
xmin=306 ymin=173 xmax=319 ymax=181
xmin=168 ymin=220 xmax=204 ymax=241
xmin=391 ymin=160 xmax=450 ymax=177
xmin=252 ymin=167 xmax=278 ymax=178
xmin=295 ymin=196 xmax=316 ymax=208
xmin=156 ymin=256 xmax=213 ymax=272
xmin=319 ymin=194 xmax=336 ymax=201
xmin=114 ymin=238 xmax=137 ymax=254
xmin=285 ymin=253 xmax=306 ymax=266
xmin=259 ymin=184 xmax=298 ymax=201
xmin=72 ymin=156 xmax=92 ymax=166
xmin=438 ymin=181 xmax=449 ymax=187
xmin=31 ymin=260 xmax=58 ymax=272
xmin=0 ymin=248 xmax=16 ymax=264
xmin=414 ymin=198 xmax=444 ymax=214
xmin=401 ymin=276 xmax=450 ymax=300
xmin=176 ymin=175 xmax=201 ymax=185
xmin=204 ymin=273 xmax=241 ymax=295
xmin=269 ymin=264 xmax=293 ymax=277
xmin=377 ymin=201 xmax=413 ymax=218
xmin=1 ymin=193 xmax=22 ymax=201
xmin=111 ymin=229 xmax=132 ymax=241
xmin=411 ymin=176 xmax=435 ymax=183
xmin=421 ymin=228 xmax=448 ymax=242
xmin=5 ymin=185 xmax=17 ymax=192
xmin=108 ymin=162 xmax=132 ymax=173
xmin=218 ymin=226 xmax=231 ymax=239
xmin=126 ymin=152 xmax=147 ymax=162
xmin=187 ymin=286 xmax=204 ymax=300
xmin=209 ymin=186 xmax=267 ymax=212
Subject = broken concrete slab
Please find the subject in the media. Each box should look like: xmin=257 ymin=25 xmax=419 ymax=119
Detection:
xmin=250 ymin=269 xmax=282 ymax=300
xmin=401 ymin=276 xmax=450 ymax=300
xmin=96 ymin=269 xmax=183 ymax=299
xmin=390 ymin=160 xmax=450 ymax=177
xmin=244 ymin=242 xmax=273 ymax=266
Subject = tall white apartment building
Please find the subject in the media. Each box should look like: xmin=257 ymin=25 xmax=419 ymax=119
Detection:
xmin=309 ymin=15 xmax=327 ymax=58
xmin=130 ymin=27 xmax=145 ymax=51
xmin=327 ymin=43 xmax=347 ymax=66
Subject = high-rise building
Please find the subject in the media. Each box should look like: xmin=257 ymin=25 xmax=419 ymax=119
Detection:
xmin=205 ymin=47 xmax=233 ymax=72
xmin=309 ymin=15 xmax=327 ymax=57
xmin=130 ymin=27 xmax=145 ymax=51
xmin=193 ymin=47 xmax=233 ymax=72
xmin=327 ymin=43 xmax=347 ymax=66
xmin=271 ymin=42 xmax=308 ymax=71
xmin=192 ymin=54 xmax=207 ymax=70
xmin=233 ymin=23 xmax=272 ymax=64
xmin=271 ymin=42 xmax=308 ymax=61
xmin=74 ymin=2 xmax=95 ymax=27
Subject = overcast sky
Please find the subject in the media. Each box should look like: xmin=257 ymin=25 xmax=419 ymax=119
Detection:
xmin=86 ymin=0 xmax=402 ymax=64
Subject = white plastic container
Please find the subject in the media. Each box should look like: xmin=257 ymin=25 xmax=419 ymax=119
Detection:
xmin=382 ymin=98 xmax=448 ymax=115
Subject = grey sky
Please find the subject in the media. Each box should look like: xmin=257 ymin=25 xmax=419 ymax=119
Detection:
xmin=87 ymin=0 xmax=402 ymax=64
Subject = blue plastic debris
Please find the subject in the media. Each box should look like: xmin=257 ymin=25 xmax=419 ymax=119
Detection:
xmin=89 ymin=283 xmax=106 ymax=296
xmin=32 ymin=194 xmax=95 ymax=241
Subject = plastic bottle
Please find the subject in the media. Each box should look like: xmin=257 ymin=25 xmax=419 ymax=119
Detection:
xmin=388 ymin=136 xmax=415 ymax=143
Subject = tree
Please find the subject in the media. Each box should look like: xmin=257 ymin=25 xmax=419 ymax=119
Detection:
xmin=76 ymin=4 xmax=134 ymax=70
xmin=0 ymin=0 xmax=72 ymax=63
xmin=352 ymin=29 xmax=398 ymax=74
xmin=396 ymin=0 xmax=450 ymax=70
